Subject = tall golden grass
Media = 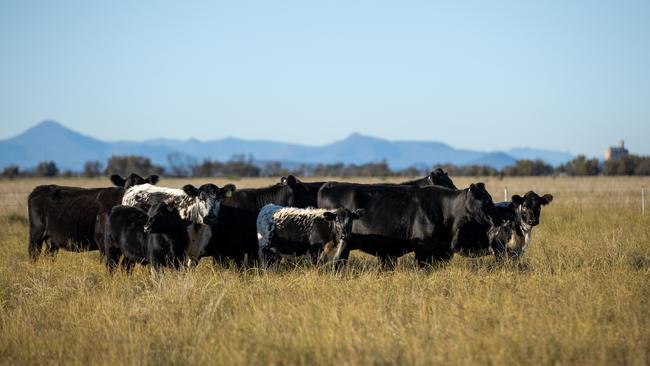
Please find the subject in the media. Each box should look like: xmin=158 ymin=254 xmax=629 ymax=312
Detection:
xmin=0 ymin=176 xmax=648 ymax=365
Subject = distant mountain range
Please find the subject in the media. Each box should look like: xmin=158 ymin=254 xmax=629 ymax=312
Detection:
xmin=0 ymin=121 xmax=573 ymax=171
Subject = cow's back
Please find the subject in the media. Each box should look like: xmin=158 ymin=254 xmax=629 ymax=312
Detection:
xmin=317 ymin=182 xmax=418 ymax=210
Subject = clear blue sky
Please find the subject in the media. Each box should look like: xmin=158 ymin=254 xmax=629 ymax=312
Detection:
xmin=1 ymin=0 xmax=649 ymax=157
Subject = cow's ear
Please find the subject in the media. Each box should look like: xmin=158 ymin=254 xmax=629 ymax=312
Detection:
xmin=283 ymin=175 xmax=297 ymax=187
xmin=541 ymin=194 xmax=554 ymax=205
xmin=183 ymin=184 xmax=200 ymax=197
xmin=110 ymin=175 xmax=126 ymax=187
xmin=352 ymin=209 xmax=366 ymax=219
xmin=512 ymin=195 xmax=525 ymax=206
xmin=220 ymin=184 xmax=236 ymax=198
xmin=147 ymin=175 xmax=159 ymax=185
xmin=323 ymin=212 xmax=337 ymax=221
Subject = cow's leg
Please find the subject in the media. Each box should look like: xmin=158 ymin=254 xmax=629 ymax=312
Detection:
xmin=211 ymin=252 xmax=239 ymax=268
xmin=332 ymin=246 xmax=351 ymax=270
xmin=106 ymin=248 xmax=121 ymax=274
xmin=44 ymin=239 xmax=59 ymax=258
xmin=258 ymin=247 xmax=279 ymax=268
xmin=378 ymin=253 xmax=397 ymax=270
xmin=257 ymin=230 xmax=279 ymax=268
xmin=123 ymin=258 xmax=136 ymax=274
xmin=28 ymin=227 xmax=47 ymax=261
xmin=415 ymin=244 xmax=451 ymax=269
xmin=94 ymin=214 xmax=107 ymax=258
xmin=245 ymin=249 xmax=260 ymax=268
xmin=310 ymin=244 xmax=323 ymax=265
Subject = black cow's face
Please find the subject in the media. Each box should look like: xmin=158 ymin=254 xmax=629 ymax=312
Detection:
xmin=110 ymin=174 xmax=159 ymax=189
xmin=144 ymin=202 xmax=179 ymax=234
xmin=323 ymin=208 xmax=365 ymax=244
xmin=467 ymin=183 xmax=496 ymax=226
xmin=280 ymin=175 xmax=315 ymax=208
xmin=512 ymin=191 xmax=553 ymax=228
xmin=430 ymin=168 xmax=457 ymax=190
xmin=320 ymin=208 xmax=365 ymax=264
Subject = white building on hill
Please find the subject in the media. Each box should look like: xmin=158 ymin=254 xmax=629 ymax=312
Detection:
xmin=604 ymin=140 xmax=629 ymax=161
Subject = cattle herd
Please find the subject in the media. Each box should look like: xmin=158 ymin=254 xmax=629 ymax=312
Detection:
xmin=27 ymin=169 xmax=553 ymax=273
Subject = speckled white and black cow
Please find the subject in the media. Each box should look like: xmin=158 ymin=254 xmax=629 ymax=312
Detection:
xmin=122 ymin=183 xmax=235 ymax=223
xmin=122 ymin=183 xmax=236 ymax=263
xmin=256 ymin=204 xmax=364 ymax=266
xmin=489 ymin=191 xmax=553 ymax=259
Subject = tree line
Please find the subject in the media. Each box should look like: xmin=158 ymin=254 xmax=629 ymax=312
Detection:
xmin=2 ymin=154 xmax=650 ymax=179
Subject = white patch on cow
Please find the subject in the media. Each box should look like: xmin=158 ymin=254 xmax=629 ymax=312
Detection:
xmin=318 ymin=241 xmax=336 ymax=264
xmin=256 ymin=204 xmax=281 ymax=251
xmin=330 ymin=239 xmax=347 ymax=264
xmin=270 ymin=206 xmax=329 ymax=235
xmin=122 ymin=184 xmax=219 ymax=224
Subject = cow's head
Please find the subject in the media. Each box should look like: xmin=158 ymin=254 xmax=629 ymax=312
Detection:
xmin=488 ymin=202 xmax=522 ymax=259
xmin=182 ymin=183 xmax=237 ymax=224
xmin=185 ymin=222 xmax=213 ymax=267
xmin=429 ymin=168 xmax=457 ymax=190
xmin=465 ymin=183 xmax=496 ymax=227
xmin=110 ymin=174 xmax=159 ymax=189
xmin=144 ymin=202 xmax=178 ymax=234
xmin=512 ymin=191 xmax=553 ymax=228
xmin=318 ymin=208 xmax=365 ymax=265
xmin=280 ymin=175 xmax=316 ymax=207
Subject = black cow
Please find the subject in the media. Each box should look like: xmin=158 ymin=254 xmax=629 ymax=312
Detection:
xmin=256 ymin=204 xmax=364 ymax=266
xmin=332 ymin=183 xmax=496 ymax=267
xmin=205 ymin=175 xmax=318 ymax=266
xmin=489 ymin=191 xmax=553 ymax=259
xmin=104 ymin=202 xmax=188 ymax=273
xmin=27 ymin=174 xmax=158 ymax=260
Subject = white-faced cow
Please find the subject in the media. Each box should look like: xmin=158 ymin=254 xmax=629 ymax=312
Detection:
xmin=27 ymin=173 xmax=159 ymax=260
xmin=489 ymin=191 xmax=553 ymax=259
xmin=104 ymin=202 xmax=190 ymax=273
xmin=122 ymin=183 xmax=236 ymax=225
xmin=256 ymin=204 xmax=365 ymax=266
xmin=320 ymin=183 xmax=496 ymax=268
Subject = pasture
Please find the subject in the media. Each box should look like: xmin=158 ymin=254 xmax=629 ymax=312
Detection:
xmin=0 ymin=176 xmax=648 ymax=365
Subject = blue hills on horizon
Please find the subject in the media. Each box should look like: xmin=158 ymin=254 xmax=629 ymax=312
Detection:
xmin=0 ymin=120 xmax=573 ymax=171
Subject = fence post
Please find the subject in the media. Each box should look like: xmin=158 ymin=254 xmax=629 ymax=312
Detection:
xmin=643 ymin=187 xmax=646 ymax=215
xmin=504 ymin=187 xmax=508 ymax=202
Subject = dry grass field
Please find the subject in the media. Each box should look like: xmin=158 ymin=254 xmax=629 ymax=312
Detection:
xmin=0 ymin=176 xmax=648 ymax=365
